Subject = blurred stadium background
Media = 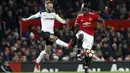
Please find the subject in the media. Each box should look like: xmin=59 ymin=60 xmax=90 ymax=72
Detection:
xmin=0 ymin=0 xmax=130 ymax=73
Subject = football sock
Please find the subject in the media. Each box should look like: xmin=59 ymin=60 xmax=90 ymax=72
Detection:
xmin=72 ymin=35 xmax=77 ymax=47
xmin=77 ymin=38 xmax=83 ymax=48
xmin=36 ymin=50 xmax=47 ymax=63
xmin=84 ymin=56 xmax=92 ymax=73
xmin=55 ymin=39 xmax=68 ymax=47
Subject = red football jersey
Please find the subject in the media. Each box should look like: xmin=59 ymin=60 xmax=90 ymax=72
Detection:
xmin=75 ymin=12 xmax=99 ymax=36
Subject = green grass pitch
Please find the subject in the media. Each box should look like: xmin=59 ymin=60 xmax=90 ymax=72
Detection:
xmin=48 ymin=72 xmax=130 ymax=73
xmin=9 ymin=71 xmax=130 ymax=73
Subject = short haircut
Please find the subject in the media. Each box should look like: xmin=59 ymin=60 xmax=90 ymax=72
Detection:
xmin=83 ymin=3 xmax=89 ymax=8
xmin=45 ymin=1 xmax=53 ymax=4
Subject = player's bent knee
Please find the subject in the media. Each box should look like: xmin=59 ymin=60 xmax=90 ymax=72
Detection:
xmin=54 ymin=36 xmax=58 ymax=41
xmin=40 ymin=50 xmax=46 ymax=56
xmin=49 ymin=35 xmax=57 ymax=42
xmin=78 ymin=34 xmax=84 ymax=40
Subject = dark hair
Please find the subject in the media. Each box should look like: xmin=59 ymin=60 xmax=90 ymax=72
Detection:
xmin=45 ymin=1 xmax=53 ymax=4
xmin=83 ymin=3 xmax=90 ymax=9
xmin=84 ymin=3 xmax=89 ymax=8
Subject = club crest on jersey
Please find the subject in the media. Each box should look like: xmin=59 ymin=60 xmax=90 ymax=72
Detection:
xmin=89 ymin=18 xmax=92 ymax=21
xmin=81 ymin=20 xmax=83 ymax=22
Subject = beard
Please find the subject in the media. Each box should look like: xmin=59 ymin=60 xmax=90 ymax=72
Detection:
xmin=46 ymin=9 xmax=53 ymax=13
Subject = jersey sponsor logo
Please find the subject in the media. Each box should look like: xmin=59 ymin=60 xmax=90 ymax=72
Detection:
xmin=44 ymin=18 xmax=55 ymax=20
xmin=83 ymin=22 xmax=91 ymax=27
xmin=41 ymin=13 xmax=55 ymax=20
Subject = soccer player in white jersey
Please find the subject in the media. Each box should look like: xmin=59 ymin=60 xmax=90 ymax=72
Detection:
xmin=22 ymin=1 xmax=72 ymax=70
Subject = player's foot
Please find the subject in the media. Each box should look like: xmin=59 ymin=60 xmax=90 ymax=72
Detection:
xmin=68 ymin=40 xmax=72 ymax=48
xmin=85 ymin=70 xmax=89 ymax=73
xmin=85 ymin=68 xmax=89 ymax=73
xmin=36 ymin=64 xmax=40 ymax=70
xmin=33 ymin=59 xmax=40 ymax=70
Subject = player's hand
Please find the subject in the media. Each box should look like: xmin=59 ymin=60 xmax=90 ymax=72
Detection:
xmin=21 ymin=18 xmax=27 ymax=21
xmin=65 ymin=19 xmax=69 ymax=24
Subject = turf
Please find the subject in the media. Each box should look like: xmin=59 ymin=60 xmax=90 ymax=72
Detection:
xmin=9 ymin=72 xmax=130 ymax=73
xmin=48 ymin=72 xmax=130 ymax=73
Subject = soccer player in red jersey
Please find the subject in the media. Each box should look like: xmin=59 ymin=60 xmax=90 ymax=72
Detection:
xmin=74 ymin=3 xmax=104 ymax=73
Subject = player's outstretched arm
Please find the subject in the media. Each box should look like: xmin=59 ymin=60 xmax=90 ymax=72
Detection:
xmin=21 ymin=12 xmax=41 ymax=21
xmin=55 ymin=14 xmax=69 ymax=24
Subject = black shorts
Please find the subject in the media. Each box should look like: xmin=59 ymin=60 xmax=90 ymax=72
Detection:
xmin=41 ymin=31 xmax=53 ymax=45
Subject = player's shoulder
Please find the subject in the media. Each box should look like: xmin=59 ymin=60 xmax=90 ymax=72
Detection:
xmin=88 ymin=12 xmax=97 ymax=16
xmin=88 ymin=12 xmax=99 ymax=18
xmin=52 ymin=12 xmax=56 ymax=15
xmin=77 ymin=13 xmax=84 ymax=17
xmin=40 ymin=11 xmax=46 ymax=14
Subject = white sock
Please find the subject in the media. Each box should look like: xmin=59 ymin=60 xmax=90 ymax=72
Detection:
xmin=36 ymin=50 xmax=47 ymax=63
xmin=55 ymin=39 xmax=68 ymax=47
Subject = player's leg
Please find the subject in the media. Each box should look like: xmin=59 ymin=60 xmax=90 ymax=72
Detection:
xmin=77 ymin=34 xmax=84 ymax=52
xmin=82 ymin=34 xmax=94 ymax=73
xmin=76 ymin=31 xmax=85 ymax=61
xmin=71 ymin=33 xmax=77 ymax=47
xmin=35 ymin=48 xmax=47 ymax=64
xmin=34 ymin=32 xmax=53 ymax=70
xmin=84 ymin=56 xmax=92 ymax=73
xmin=36 ymin=45 xmax=51 ymax=63
xmin=49 ymin=35 xmax=72 ymax=48
xmin=34 ymin=44 xmax=52 ymax=70
xmin=76 ymin=34 xmax=84 ymax=61
xmin=83 ymin=49 xmax=94 ymax=73
xmin=33 ymin=48 xmax=46 ymax=70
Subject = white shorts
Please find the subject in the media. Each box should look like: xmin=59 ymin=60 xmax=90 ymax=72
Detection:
xmin=76 ymin=30 xmax=94 ymax=50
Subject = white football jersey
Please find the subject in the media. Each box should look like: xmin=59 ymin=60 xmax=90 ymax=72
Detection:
xmin=26 ymin=11 xmax=66 ymax=34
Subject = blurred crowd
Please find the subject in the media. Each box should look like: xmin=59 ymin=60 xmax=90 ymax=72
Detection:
xmin=0 ymin=23 xmax=130 ymax=62
xmin=0 ymin=0 xmax=130 ymax=63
